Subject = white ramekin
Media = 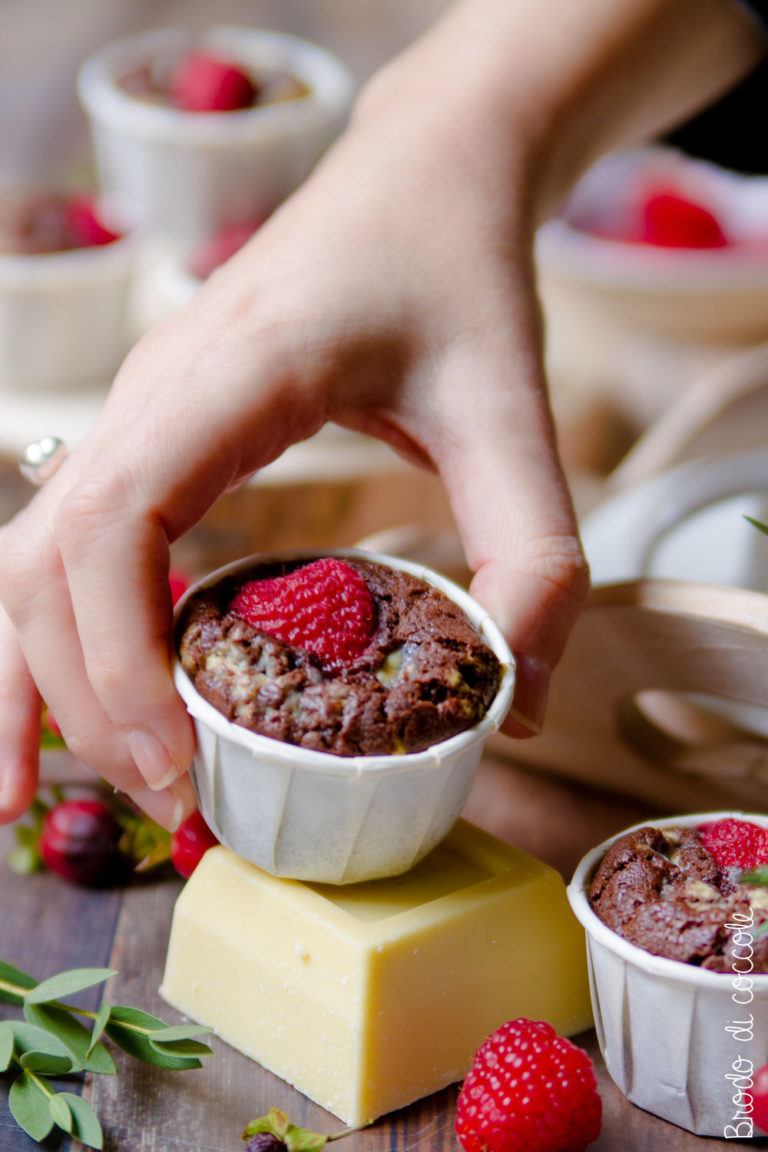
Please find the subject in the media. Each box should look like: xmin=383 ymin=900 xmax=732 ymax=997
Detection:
xmin=78 ymin=26 xmax=355 ymax=247
xmin=568 ymin=811 xmax=768 ymax=1138
xmin=0 ymin=225 xmax=137 ymax=392
xmin=173 ymin=548 xmax=515 ymax=885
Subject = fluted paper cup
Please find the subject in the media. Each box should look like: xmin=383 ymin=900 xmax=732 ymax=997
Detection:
xmin=173 ymin=548 xmax=515 ymax=884
xmin=0 ymin=217 xmax=137 ymax=392
xmin=78 ymin=26 xmax=355 ymax=246
xmin=568 ymin=812 xmax=768 ymax=1138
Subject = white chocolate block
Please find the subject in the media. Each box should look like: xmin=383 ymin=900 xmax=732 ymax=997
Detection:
xmin=160 ymin=820 xmax=592 ymax=1126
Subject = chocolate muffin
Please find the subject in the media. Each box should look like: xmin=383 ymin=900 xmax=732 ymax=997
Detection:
xmin=177 ymin=556 xmax=503 ymax=757
xmin=589 ymin=823 xmax=768 ymax=971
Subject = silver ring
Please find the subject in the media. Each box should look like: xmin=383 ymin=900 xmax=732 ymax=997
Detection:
xmin=19 ymin=437 xmax=68 ymax=487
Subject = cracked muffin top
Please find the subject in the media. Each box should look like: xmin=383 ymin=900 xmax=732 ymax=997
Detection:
xmin=177 ymin=556 xmax=503 ymax=757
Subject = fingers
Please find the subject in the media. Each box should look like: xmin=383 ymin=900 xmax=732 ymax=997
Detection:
xmin=0 ymin=605 xmax=41 ymax=822
xmin=432 ymin=335 xmax=590 ymax=739
xmin=0 ymin=454 xmax=197 ymax=830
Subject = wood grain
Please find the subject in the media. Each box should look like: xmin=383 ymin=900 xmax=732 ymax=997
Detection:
xmin=0 ymin=791 xmax=759 ymax=1152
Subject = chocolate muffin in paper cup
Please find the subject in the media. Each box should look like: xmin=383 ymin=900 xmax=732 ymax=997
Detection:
xmin=173 ymin=548 xmax=514 ymax=884
xmin=568 ymin=811 xmax=768 ymax=1138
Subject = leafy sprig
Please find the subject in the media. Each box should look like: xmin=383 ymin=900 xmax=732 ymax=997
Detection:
xmin=242 ymin=1107 xmax=354 ymax=1152
xmin=0 ymin=959 xmax=212 ymax=1148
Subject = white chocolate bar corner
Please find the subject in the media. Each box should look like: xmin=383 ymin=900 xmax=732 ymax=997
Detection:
xmin=159 ymin=819 xmax=592 ymax=1127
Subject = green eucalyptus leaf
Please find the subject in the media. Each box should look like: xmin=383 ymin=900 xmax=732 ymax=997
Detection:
xmin=24 ymin=967 xmax=116 ymax=1006
xmin=105 ymin=1006 xmax=203 ymax=1069
xmin=0 ymin=959 xmax=36 ymax=1005
xmin=59 ymin=1092 xmax=104 ymax=1149
xmin=19 ymin=1050 xmax=75 ymax=1075
xmin=49 ymin=1092 xmax=73 ymax=1132
xmin=0 ymin=1022 xmax=13 ymax=1071
xmin=105 ymin=1004 xmax=167 ymax=1030
xmin=745 ymin=516 xmax=768 ymax=537
xmin=24 ymin=1002 xmax=115 ymax=1075
xmin=87 ymin=1003 xmax=112 ymax=1057
xmin=7 ymin=1020 xmax=78 ymax=1064
xmin=148 ymin=1036 xmax=213 ymax=1059
xmin=8 ymin=1072 xmax=55 ymax=1142
xmin=148 ymin=1023 xmax=211 ymax=1042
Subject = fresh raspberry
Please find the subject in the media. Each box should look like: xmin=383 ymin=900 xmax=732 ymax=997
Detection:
xmin=170 ymin=811 xmax=219 ymax=879
xmin=455 ymin=1018 xmax=601 ymax=1152
xmin=170 ymin=51 xmax=257 ymax=113
xmin=699 ymin=817 xmax=768 ymax=870
xmin=639 ymin=188 xmax=728 ymax=248
xmin=231 ymin=558 xmax=376 ymax=671
xmin=189 ymin=219 xmax=263 ymax=279
xmin=66 ymin=195 xmax=122 ymax=248
xmin=753 ymin=1064 xmax=768 ymax=1133
xmin=169 ymin=567 xmax=191 ymax=606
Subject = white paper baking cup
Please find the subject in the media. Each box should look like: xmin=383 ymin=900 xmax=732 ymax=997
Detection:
xmin=173 ymin=548 xmax=515 ymax=884
xmin=0 ymin=224 xmax=137 ymax=392
xmin=78 ymin=27 xmax=355 ymax=246
xmin=568 ymin=811 xmax=768 ymax=1138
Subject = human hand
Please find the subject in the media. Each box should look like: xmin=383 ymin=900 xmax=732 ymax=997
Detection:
xmin=0 ymin=0 xmax=760 ymax=826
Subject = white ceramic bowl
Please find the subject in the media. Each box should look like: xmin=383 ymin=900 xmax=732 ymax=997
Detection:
xmin=538 ymin=147 xmax=768 ymax=344
xmin=173 ymin=548 xmax=515 ymax=884
xmin=0 ymin=215 xmax=137 ymax=393
xmin=78 ymin=26 xmax=355 ymax=247
xmin=568 ymin=812 xmax=768 ymax=1137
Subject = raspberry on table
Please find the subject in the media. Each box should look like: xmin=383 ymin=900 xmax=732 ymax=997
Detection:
xmin=752 ymin=1063 xmax=768 ymax=1133
xmin=170 ymin=51 xmax=257 ymax=112
xmin=699 ymin=817 xmax=768 ymax=870
xmin=455 ymin=1018 xmax=601 ymax=1152
xmin=170 ymin=810 xmax=219 ymax=879
xmin=231 ymin=557 xmax=376 ymax=671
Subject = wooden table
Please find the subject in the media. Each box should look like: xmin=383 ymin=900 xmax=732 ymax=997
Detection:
xmin=0 ymin=751 xmax=759 ymax=1152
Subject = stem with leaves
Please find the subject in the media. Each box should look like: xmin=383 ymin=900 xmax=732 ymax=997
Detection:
xmin=0 ymin=959 xmax=212 ymax=1149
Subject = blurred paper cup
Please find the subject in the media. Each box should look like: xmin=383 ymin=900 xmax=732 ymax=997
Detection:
xmin=173 ymin=548 xmax=515 ymax=884
xmin=568 ymin=812 xmax=768 ymax=1137
xmin=78 ymin=26 xmax=355 ymax=246
xmin=0 ymin=207 xmax=137 ymax=392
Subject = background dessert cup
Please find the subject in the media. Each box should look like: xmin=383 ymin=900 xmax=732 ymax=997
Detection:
xmin=568 ymin=811 xmax=768 ymax=1137
xmin=173 ymin=548 xmax=515 ymax=884
xmin=0 ymin=201 xmax=137 ymax=392
xmin=78 ymin=26 xmax=355 ymax=247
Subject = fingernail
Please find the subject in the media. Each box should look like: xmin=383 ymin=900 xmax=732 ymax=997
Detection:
xmin=126 ymin=728 xmax=181 ymax=791
xmin=507 ymin=653 xmax=551 ymax=735
xmin=128 ymin=776 xmax=196 ymax=832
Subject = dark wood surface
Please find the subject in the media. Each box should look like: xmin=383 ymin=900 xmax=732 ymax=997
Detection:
xmin=0 ymin=753 xmax=760 ymax=1152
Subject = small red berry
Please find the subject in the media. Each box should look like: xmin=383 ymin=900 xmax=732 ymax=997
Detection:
xmin=752 ymin=1064 xmax=768 ymax=1133
xmin=170 ymin=810 xmax=219 ymax=878
xmin=455 ymin=1018 xmax=601 ymax=1152
xmin=169 ymin=568 xmax=191 ymax=606
xmin=188 ymin=219 xmax=263 ymax=279
xmin=67 ymin=195 xmax=123 ymax=248
xmin=170 ymin=51 xmax=257 ymax=113
xmin=231 ymin=558 xmax=376 ymax=671
xmin=699 ymin=817 xmax=768 ymax=870
xmin=640 ymin=188 xmax=728 ymax=249
xmin=40 ymin=799 xmax=127 ymax=886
